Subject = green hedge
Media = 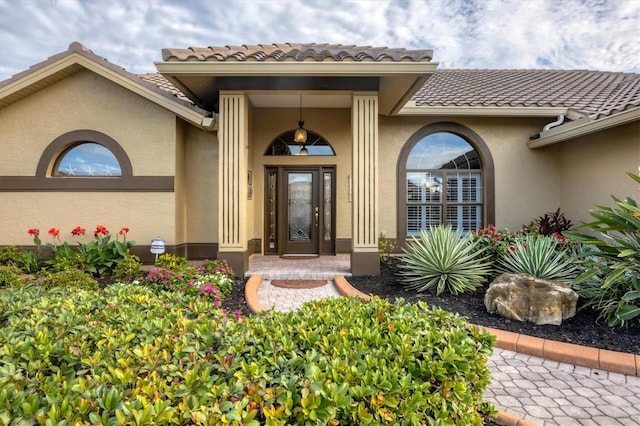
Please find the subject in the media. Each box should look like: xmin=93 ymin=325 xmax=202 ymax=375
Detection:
xmin=0 ymin=285 xmax=495 ymax=425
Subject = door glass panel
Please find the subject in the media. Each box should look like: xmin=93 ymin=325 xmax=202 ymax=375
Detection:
xmin=288 ymin=173 xmax=312 ymax=241
xmin=323 ymin=172 xmax=332 ymax=240
xmin=267 ymin=171 xmax=277 ymax=250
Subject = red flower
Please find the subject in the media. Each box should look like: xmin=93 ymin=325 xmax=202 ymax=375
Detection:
xmin=94 ymin=225 xmax=109 ymax=236
xmin=71 ymin=226 xmax=86 ymax=236
xmin=119 ymin=227 xmax=130 ymax=235
xmin=27 ymin=228 xmax=40 ymax=237
xmin=48 ymin=227 xmax=60 ymax=238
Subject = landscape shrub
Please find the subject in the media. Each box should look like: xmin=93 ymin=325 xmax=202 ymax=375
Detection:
xmin=399 ymin=225 xmax=492 ymax=295
xmin=0 ymin=286 xmax=496 ymax=425
xmin=470 ymin=225 xmax=523 ymax=276
xmin=0 ymin=246 xmax=26 ymax=269
xmin=496 ymin=235 xmax=578 ymax=284
xmin=0 ymin=265 xmax=22 ymax=288
xmin=535 ymin=208 xmax=574 ymax=236
xmin=41 ymin=269 xmax=99 ymax=291
xmin=565 ymin=172 xmax=640 ymax=326
xmin=155 ymin=252 xmax=188 ymax=270
xmin=112 ymin=253 xmax=142 ymax=283
xmin=140 ymin=257 xmax=234 ymax=303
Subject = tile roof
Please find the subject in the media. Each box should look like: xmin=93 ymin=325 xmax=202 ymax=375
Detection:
xmin=161 ymin=43 xmax=433 ymax=62
xmin=412 ymin=69 xmax=640 ymax=119
xmin=138 ymin=73 xmax=194 ymax=104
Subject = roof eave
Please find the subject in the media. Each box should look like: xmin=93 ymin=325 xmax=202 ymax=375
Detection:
xmin=527 ymin=107 xmax=640 ymax=148
xmin=397 ymin=103 xmax=569 ymax=117
xmin=156 ymin=60 xmax=439 ymax=115
xmin=1 ymin=47 xmax=213 ymax=130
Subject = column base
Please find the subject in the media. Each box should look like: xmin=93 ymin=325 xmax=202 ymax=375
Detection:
xmin=217 ymin=250 xmax=249 ymax=277
xmin=350 ymin=251 xmax=380 ymax=276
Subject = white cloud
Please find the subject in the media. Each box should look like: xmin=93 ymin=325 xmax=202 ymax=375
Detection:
xmin=0 ymin=0 xmax=638 ymax=81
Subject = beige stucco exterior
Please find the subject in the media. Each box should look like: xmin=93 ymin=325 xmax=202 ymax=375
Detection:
xmin=549 ymin=122 xmax=640 ymax=225
xmin=1 ymin=47 xmax=639 ymax=275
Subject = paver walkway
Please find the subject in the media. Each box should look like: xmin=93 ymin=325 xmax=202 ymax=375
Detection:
xmin=245 ymin=255 xmax=640 ymax=425
xmin=487 ymin=348 xmax=640 ymax=425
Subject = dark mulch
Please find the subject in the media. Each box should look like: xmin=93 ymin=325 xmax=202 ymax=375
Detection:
xmin=222 ymin=259 xmax=640 ymax=355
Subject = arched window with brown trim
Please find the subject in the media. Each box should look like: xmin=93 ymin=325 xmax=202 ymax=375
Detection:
xmin=397 ymin=122 xmax=495 ymax=241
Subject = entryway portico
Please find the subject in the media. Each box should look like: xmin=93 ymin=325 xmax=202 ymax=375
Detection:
xmin=156 ymin=44 xmax=437 ymax=276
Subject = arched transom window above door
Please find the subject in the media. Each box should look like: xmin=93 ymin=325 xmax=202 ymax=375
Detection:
xmin=264 ymin=129 xmax=335 ymax=156
xmin=398 ymin=122 xmax=495 ymax=240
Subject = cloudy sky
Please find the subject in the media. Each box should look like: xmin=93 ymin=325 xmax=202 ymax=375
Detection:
xmin=0 ymin=0 xmax=638 ymax=81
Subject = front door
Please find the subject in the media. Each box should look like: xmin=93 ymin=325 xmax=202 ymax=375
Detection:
xmin=265 ymin=167 xmax=335 ymax=255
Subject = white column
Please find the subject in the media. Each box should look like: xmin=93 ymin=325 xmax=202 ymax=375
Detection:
xmin=351 ymin=92 xmax=379 ymax=274
xmin=218 ymin=92 xmax=249 ymax=273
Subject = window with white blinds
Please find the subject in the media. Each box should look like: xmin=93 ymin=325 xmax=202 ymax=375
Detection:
xmin=405 ymin=132 xmax=483 ymax=235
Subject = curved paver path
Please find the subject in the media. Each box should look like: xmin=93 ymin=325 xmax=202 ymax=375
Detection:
xmin=244 ymin=273 xmax=640 ymax=426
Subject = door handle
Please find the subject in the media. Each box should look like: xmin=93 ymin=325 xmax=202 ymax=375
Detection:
xmin=314 ymin=206 xmax=319 ymax=228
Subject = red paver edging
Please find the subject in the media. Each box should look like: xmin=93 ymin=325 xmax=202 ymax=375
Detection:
xmin=333 ymin=275 xmax=371 ymax=299
xmin=482 ymin=326 xmax=638 ymax=377
xmin=244 ymin=274 xmax=263 ymax=314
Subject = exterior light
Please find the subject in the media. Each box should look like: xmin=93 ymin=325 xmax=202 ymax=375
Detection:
xmin=293 ymin=95 xmax=307 ymax=144
xmin=294 ymin=120 xmax=307 ymax=144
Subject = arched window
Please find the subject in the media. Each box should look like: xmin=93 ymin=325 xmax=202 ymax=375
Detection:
xmin=265 ymin=129 xmax=335 ymax=156
xmin=53 ymin=142 xmax=122 ymax=176
xmin=398 ymin=122 xmax=494 ymax=240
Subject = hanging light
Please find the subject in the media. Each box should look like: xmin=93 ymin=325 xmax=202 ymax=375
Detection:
xmin=293 ymin=96 xmax=307 ymax=144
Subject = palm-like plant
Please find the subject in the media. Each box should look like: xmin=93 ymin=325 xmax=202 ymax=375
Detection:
xmin=564 ymin=172 xmax=640 ymax=326
xmin=399 ymin=225 xmax=492 ymax=295
xmin=496 ymin=235 xmax=577 ymax=284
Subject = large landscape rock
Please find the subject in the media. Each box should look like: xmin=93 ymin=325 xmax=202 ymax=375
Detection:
xmin=484 ymin=273 xmax=578 ymax=325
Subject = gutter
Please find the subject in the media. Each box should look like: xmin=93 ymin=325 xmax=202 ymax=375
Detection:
xmin=528 ymin=107 xmax=640 ymax=148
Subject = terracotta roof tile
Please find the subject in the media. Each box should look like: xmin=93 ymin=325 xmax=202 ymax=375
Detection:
xmin=413 ymin=69 xmax=640 ymax=119
xmin=138 ymin=73 xmax=194 ymax=104
xmin=162 ymin=43 xmax=433 ymax=62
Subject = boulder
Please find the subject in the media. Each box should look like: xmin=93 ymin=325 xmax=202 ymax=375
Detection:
xmin=484 ymin=273 xmax=578 ymax=325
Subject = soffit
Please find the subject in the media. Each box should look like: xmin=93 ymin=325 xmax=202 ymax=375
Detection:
xmin=155 ymin=43 xmax=437 ymax=114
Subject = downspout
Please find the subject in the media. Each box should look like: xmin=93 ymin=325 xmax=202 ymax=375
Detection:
xmin=542 ymin=115 xmax=566 ymax=131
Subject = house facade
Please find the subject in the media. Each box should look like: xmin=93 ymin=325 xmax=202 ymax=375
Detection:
xmin=1 ymin=42 xmax=638 ymax=276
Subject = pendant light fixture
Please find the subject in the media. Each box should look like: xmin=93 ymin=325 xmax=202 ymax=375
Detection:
xmin=293 ymin=95 xmax=307 ymax=144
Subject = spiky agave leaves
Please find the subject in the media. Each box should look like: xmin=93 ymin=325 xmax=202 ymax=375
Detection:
xmin=399 ymin=225 xmax=492 ymax=295
xmin=496 ymin=235 xmax=577 ymax=284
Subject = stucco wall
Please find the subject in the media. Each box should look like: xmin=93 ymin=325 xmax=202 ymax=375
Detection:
xmin=183 ymin=122 xmax=218 ymax=243
xmin=548 ymin=122 xmax=640 ymax=225
xmin=2 ymin=192 xmax=175 ymax=247
xmin=0 ymin=69 xmax=179 ymax=245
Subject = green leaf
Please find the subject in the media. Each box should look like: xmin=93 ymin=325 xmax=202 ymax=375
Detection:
xmin=617 ymin=304 xmax=640 ymax=321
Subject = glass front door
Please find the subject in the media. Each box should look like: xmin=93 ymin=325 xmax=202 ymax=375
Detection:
xmin=264 ymin=167 xmax=335 ymax=255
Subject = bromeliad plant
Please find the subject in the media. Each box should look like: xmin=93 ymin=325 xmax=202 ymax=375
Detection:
xmin=565 ymin=172 xmax=640 ymax=326
xmin=495 ymin=235 xmax=578 ymax=284
xmin=399 ymin=225 xmax=492 ymax=295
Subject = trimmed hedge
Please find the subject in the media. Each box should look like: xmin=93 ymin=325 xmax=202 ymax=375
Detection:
xmin=0 ymin=285 xmax=495 ymax=425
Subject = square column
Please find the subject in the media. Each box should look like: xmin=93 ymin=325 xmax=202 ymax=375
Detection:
xmin=351 ymin=93 xmax=380 ymax=275
xmin=218 ymin=92 xmax=249 ymax=275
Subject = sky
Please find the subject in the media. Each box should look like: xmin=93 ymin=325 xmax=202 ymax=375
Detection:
xmin=0 ymin=0 xmax=639 ymax=82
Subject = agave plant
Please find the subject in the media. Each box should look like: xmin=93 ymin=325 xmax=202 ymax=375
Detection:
xmin=496 ymin=235 xmax=577 ymax=283
xmin=399 ymin=225 xmax=492 ymax=295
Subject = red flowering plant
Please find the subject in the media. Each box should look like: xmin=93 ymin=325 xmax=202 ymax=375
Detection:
xmin=22 ymin=224 xmax=135 ymax=276
xmin=76 ymin=225 xmax=135 ymax=276
xmin=22 ymin=228 xmax=43 ymax=273
xmin=469 ymin=225 xmax=525 ymax=279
